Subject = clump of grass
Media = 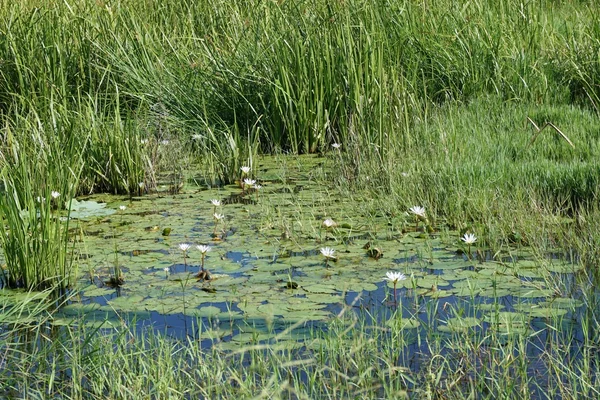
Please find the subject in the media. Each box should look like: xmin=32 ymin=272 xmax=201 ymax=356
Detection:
xmin=0 ymin=107 xmax=84 ymax=290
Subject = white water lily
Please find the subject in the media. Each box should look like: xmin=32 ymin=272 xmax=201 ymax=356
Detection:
xmin=141 ymin=139 xmax=149 ymax=145
xmin=385 ymin=271 xmax=406 ymax=306
xmin=461 ymin=233 xmax=477 ymax=245
xmin=179 ymin=243 xmax=192 ymax=252
xmin=213 ymin=213 xmax=224 ymax=221
xmin=384 ymin=271 xmax=407 ymax=283
xmin=211 ymin=199 xmax=221 ymax=207
xmin=196 ymin=245 xmax=211 ymax=254
xmin=322 ymin=218 xmax=336 ymax=228
xmin=51 ymin=191 xmax=60 ymax=199
xmin=243 ymin=178 xmax=256 ymax=186
xmin=163 ymin=267 xmax=170 ymax=273
xmin=332 ymin=143 xmax=341 ymax=149
xmin=119 ymin=205 xmax=127 ymax=211
xmin=253 ymin=184 xmax=262 ymax=190
xmin=409 ymin=206 xmax=426 ymax=218
xmin=240 ymin=166 xmax=250 ymax=174
xmin=320 ymin=247 xmax=336 ymax=259
xmin=197 ymin=245 xmax=211 ymax=271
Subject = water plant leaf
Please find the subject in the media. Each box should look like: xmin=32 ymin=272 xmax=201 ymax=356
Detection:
xmin=69 ymin=199 xmax=115 ymax=219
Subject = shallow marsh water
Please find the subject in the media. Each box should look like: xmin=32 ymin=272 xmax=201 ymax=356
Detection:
xmin=1 ymin=155 xmax=593 ymax=391
xmin=21 ymin=155 xmax=582 ymax=356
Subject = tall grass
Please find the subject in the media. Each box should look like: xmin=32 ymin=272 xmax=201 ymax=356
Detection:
xmin=0 ymin=103 xmax=85 ymax=290
xmin=3 ymin=0 xmax=597 ymax=182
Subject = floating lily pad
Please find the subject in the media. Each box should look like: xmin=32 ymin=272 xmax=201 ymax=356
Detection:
xmin=385 ymin=316 xmax=421 ymax=330
xmin=512 ymin=304 xmax=568 ymax=318
xmin=69 ymin=199 xmax=116 ymax=219
xmin=438 ymin=317 xmax=480 ymax=333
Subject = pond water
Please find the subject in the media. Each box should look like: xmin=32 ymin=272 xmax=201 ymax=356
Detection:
xmin=3 ymin=154 xmax=590 ymax=366
xmin=31 ymin=155 xmax=587 ymax=360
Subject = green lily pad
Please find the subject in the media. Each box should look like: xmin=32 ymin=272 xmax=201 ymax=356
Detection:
xmin=69 ymin=199 xmax=116 ymax=219
xmin=438 ymin=317 xmax=480 ymax=333
xmin=385 ymin=316 xmax=421 ymax=330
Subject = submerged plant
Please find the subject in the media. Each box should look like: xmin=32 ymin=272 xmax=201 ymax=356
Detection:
xmin=384 ymin=271 xmax=407 ymax=306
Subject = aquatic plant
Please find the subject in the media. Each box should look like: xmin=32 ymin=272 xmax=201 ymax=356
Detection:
xmin=178 ymin=243 xmax=192 ymax=270
xmin=384 ymin=271 xmax=407 ymax=306
xmin=320 ymin=247 xmax=337 ymax=268
xmin=461 ymin=233 xmax=477 ymax=260
xmin=196 ymin=245 xmax=211 ymax=274
xmin=242 ymin=178 xmax=256 ymax=195
xmin=212 ymin=213 xmax=225 ymax=238
xmin=409 ymin=206 xmax=426 ymax=231
xmin=210 ymin=199 xmax=221 ymax=214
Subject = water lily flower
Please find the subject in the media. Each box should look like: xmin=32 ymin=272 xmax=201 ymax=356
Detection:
xmin=320 ymin=247 xmax=336 ymax=259
xmin=320 ymin=247 xmax=336 ymax=267
xmin=163 ymin=267 xmax=170 ymax=278
xmin=141 ymin=139 xmax=149 ymax=145
xmin=51 ymin=191 xmax=60 ymax=199
xmin=409 ymin=206 xmax=426 ymax=218
xmin=384 ymin=271 xmax=407 ymax=306
xmin=138 ymin=182 xmax=145 ymax=188
xmin=322 ymin=218 xmax=336 ymax=228
xmin=461 ymin=233 xmax=477 ymax=245
xmin=332 ymin=143 xmax=341 ymax=149
xmin=179 ymin=243 xmax=192 ymax=252
xmin=119 ymin=205 xmax=127 ymax=211
xmin=240 ymin=166 xmax=250 ymax=174
xmin=253 ymin=184 xmax=262 ymax=190
xmin=36 ymin=196 xmax=45 ymax=203
xmin=197 ymin=245 xmax=211 ymax=271
xmin=384 ymin=271 xmax=407 ymax=283
xmin=461 ymin=233 xmax=477 ymax=260
xmin=211 ymin=199 xmax=221 ymax=207
xmin=196 ymin=245 xmax=211 ymax=254
xmin=212 ymin=213 xmax=225 ymax=237
xmin=179 ymin=243 xmax=192 ymax=270
xmin=243 ymin=178 xmax=256 ymax=187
